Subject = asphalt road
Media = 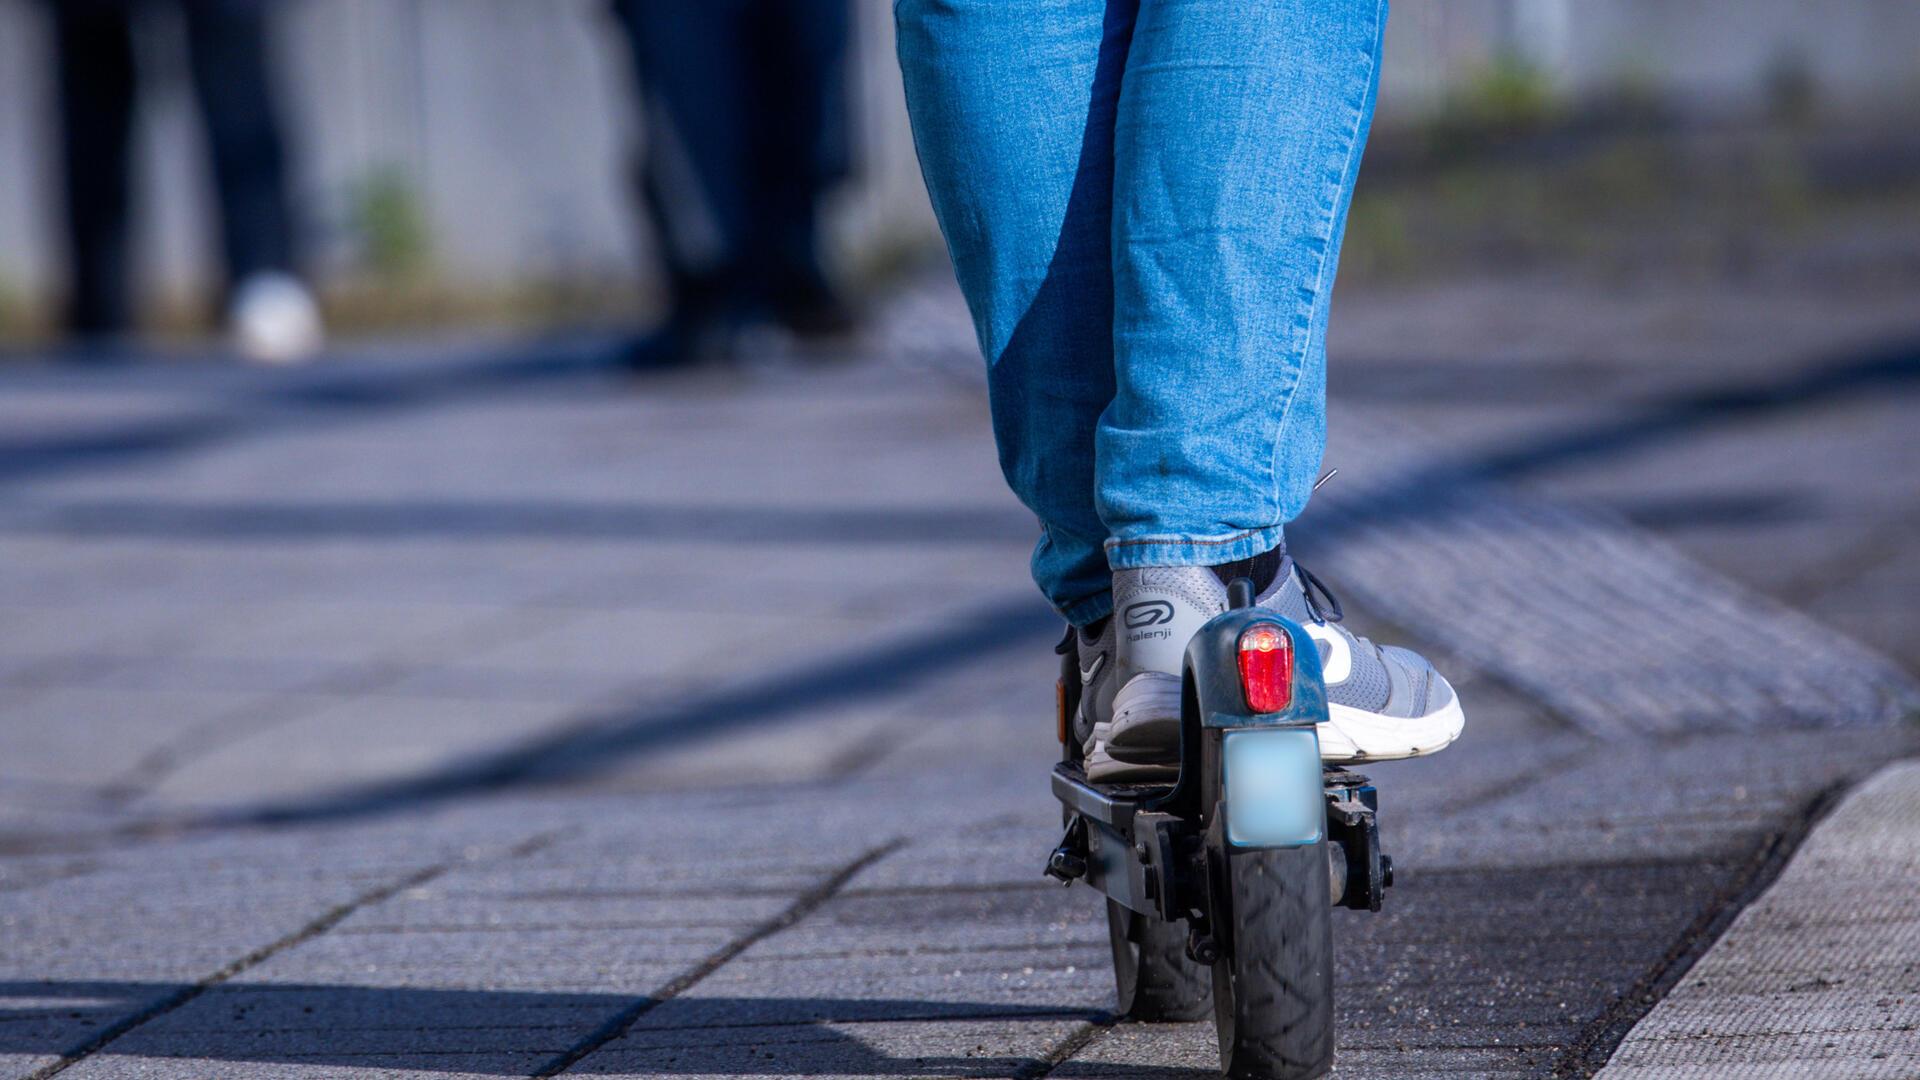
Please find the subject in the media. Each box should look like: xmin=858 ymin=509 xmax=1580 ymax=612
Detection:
xmin=1 ymin=274 xmax=1916 ymax=1078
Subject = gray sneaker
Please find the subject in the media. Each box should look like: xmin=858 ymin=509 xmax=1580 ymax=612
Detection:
xmin=1084 ymin=560 xmax=1465 ymax=781
xmin=1066 ymin=616 xmax=1117 ymax=764
xmin=1074 ymin=609 xmax=1186 ymax=783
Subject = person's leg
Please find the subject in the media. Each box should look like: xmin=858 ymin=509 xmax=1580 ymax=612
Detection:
xmin=51 ymin=0 xmax=139 ymax=337
xmin=749 ymin=0 xmax=853 ymax=335
xmin=1085 ymin=0 xmax=1460 ymax=779
xmin=895 ymin=0 xmax=1137 ymax=627
xmin=612 ymin=0 xmax=758 ymax=347
xmin=181 ymin=0 xmax=296 ymax=286
xmin=183 ymin=0 xmax=322 ymax=363
xmin=1102 ymin=0 xmax=1385 ymax=570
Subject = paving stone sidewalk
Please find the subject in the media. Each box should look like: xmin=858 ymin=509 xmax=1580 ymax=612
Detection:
xmin=1 ymin=275 xmax=1917 ymax=1078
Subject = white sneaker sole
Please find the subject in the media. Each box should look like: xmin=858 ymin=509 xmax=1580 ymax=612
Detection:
xmin=1318 ymin=695 xmax=1466 ymax=763
xmin=1083 ymin=674 xmax=1183 ymax=783
xmin=1084 ymin=675 xmax=1466 ymax=778
xmin=1083 ymin=745 xmax=1180 ymax=784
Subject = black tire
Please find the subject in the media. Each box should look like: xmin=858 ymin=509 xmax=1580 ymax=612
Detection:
xmin=1211 ymin=839 xmax=1335 ymax=1079
xmin=1106 ymin=898 xmax=1213 ymax=1021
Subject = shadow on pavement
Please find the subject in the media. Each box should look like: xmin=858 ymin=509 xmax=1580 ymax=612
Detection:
xmin=33 ymin=333 xmax=1910 ymax=840
xmin=0 ymin=488 xmax=1820 ymax=545
xmin=161 ymin=593 xmax=1059 ymax=831
xmin=1598 ymin=490 xmax=1818 ymax=531
xmin=0 ymin=497 xmax=1038 ymax=545
xmin=1450 ymin=334 xmax=1920 ymax=483
xmin=0 ymin=980 xmax=1135 ymax=1077
xmin=0 ymin=333 xmax=622 ymax=486
xmin=1288 ymin=333 xmax=1920 ymax=558
xmin=2 ymin=331 xmax=1911 ymax=544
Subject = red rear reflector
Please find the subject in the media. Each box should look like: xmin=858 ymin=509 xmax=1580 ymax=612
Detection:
xmin=1238 ymin=623 xmax=1293 ymax=713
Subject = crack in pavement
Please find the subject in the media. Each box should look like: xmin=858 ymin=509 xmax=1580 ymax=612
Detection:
xmin=572 ymin=1007 xmax=1103 ymax=1038
xmin=533 ymin=837 xmax=909 ymax=1077
xmin=1016 ymin=1014 xmax=1121 ymax=1080
xmin=152 ymin=595 xmax=1054 ymax=833
xmin=0 ymin=593 xmax=1058 ymax=857
xmin=91 ymin=590 xmax=619 ymax=808
xmin=19 ymin=861 xmax=441 ymax=1079
xmin=21 ymin=830 xmax=566 ymax=1079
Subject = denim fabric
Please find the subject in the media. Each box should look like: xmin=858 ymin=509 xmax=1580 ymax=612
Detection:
xmin=897 ymin=0 xmax=1386 ymax=625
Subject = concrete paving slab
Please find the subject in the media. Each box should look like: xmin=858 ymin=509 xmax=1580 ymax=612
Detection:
xmin=1056 ymin=1021 xmax=1549 ymax=1078
xmin=1597 ymin=760 xmax=1920 ymax=1078
xmin=137 ymin=696 xmax=589 ymax=808
xmin=576 ymin=1017 xmax=1089 ymax=1079
xmin=0 ymin=687 xmax=280 ymax=791
xmin=58 ymin=1050 xmax=555 ymax=1078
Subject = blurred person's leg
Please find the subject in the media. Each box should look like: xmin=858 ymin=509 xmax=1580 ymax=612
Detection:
xmin=182 ymin=0 xmax=320 ymax=363
xmin=612 ymin=0 xmax=759 ymax=363
xmin=51 ymin=0 xmax=139 ymax=337
xmin=896 ymin=0 xmax=1129 ymax=627
xmin=750 ymin=0 xmax=854 ymax=338
xmin=182 ymin=0 xmax=292 ymax=283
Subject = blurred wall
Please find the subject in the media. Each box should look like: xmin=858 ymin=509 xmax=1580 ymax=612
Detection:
xmin=0 ymin=0 xmax=1914 ymax=318
xmin=1379 ymin=1 xmax=1920 ymax=116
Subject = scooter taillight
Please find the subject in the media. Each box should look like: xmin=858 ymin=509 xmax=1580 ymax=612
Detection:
xmin=1237 ymin=622 xmax=1292 ymax=713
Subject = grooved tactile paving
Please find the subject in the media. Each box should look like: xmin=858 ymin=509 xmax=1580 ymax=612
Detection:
xmin=1307 ymin=476 xmax=1920 ymax=738
xmin=1597 ymin=761 xmax=1920 ymax=1079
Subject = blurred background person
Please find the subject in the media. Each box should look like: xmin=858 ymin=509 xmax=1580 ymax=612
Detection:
xmin=48 ymin=0 xmax=321 ymax=363
xmin=609 ymin=0 xmax=857 ymax=368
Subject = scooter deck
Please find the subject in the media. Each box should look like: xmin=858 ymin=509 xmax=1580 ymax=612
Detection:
xmin=1049 ymin=762 xmax=1193 ymax=917
xmin=1050 ymin=762 xmax=1170 ymax=837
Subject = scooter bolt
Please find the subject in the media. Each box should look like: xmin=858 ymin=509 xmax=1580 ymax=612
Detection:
xmin=1046 ymin=850 xmax=1087 ymax=884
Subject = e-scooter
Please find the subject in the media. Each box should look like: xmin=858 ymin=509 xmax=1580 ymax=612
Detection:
xmin=1046 ymin=578 xmax=1392 ymax=1079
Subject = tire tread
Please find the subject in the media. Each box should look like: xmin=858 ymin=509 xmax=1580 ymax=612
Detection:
xmin=1214 ymin=842 xmax=1334 ymax=1079
xmin=1106 ymin=899 xmax=1212 ymax=1021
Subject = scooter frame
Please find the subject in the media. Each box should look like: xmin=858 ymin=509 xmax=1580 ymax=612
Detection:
xmin=1045 ymin=580 xmax=1393 ymax=1073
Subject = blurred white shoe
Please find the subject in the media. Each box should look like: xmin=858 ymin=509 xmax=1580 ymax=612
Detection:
xmin=229 ymin=273 xmax=323 ymax=365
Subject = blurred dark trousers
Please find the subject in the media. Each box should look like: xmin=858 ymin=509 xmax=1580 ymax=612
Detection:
xmin=611 ymin=0 xmax=850 ymax=313
xmin=50 ymin=0 xmax=295 ymax=334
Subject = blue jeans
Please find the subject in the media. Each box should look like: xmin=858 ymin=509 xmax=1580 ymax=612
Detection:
xmin=896 ymin=0 xmax=1386 ymax=625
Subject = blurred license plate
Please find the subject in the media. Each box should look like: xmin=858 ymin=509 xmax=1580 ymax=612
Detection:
xmin=1223 ymin=728 xmax=1323 ymax=848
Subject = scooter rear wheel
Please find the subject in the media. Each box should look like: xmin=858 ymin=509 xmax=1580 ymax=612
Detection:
xmin=1211 ymin=839 xmax=1335 ymax=1079
xmin=1106 ymin=898 xmax=1212 ymax=1021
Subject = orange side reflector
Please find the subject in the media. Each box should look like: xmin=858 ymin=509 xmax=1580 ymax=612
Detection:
xmin=1055 ymin=679 xmax=1068 ymax=744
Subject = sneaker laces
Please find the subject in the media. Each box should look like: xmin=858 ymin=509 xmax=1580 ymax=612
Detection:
xmin=1292 ymin=467 xmax=1346 ymax=626
xmin=1284 ymin=558 xmax=1393 ymax=687
xmin=1294 ymin=561 xmax=1344 ymax=625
